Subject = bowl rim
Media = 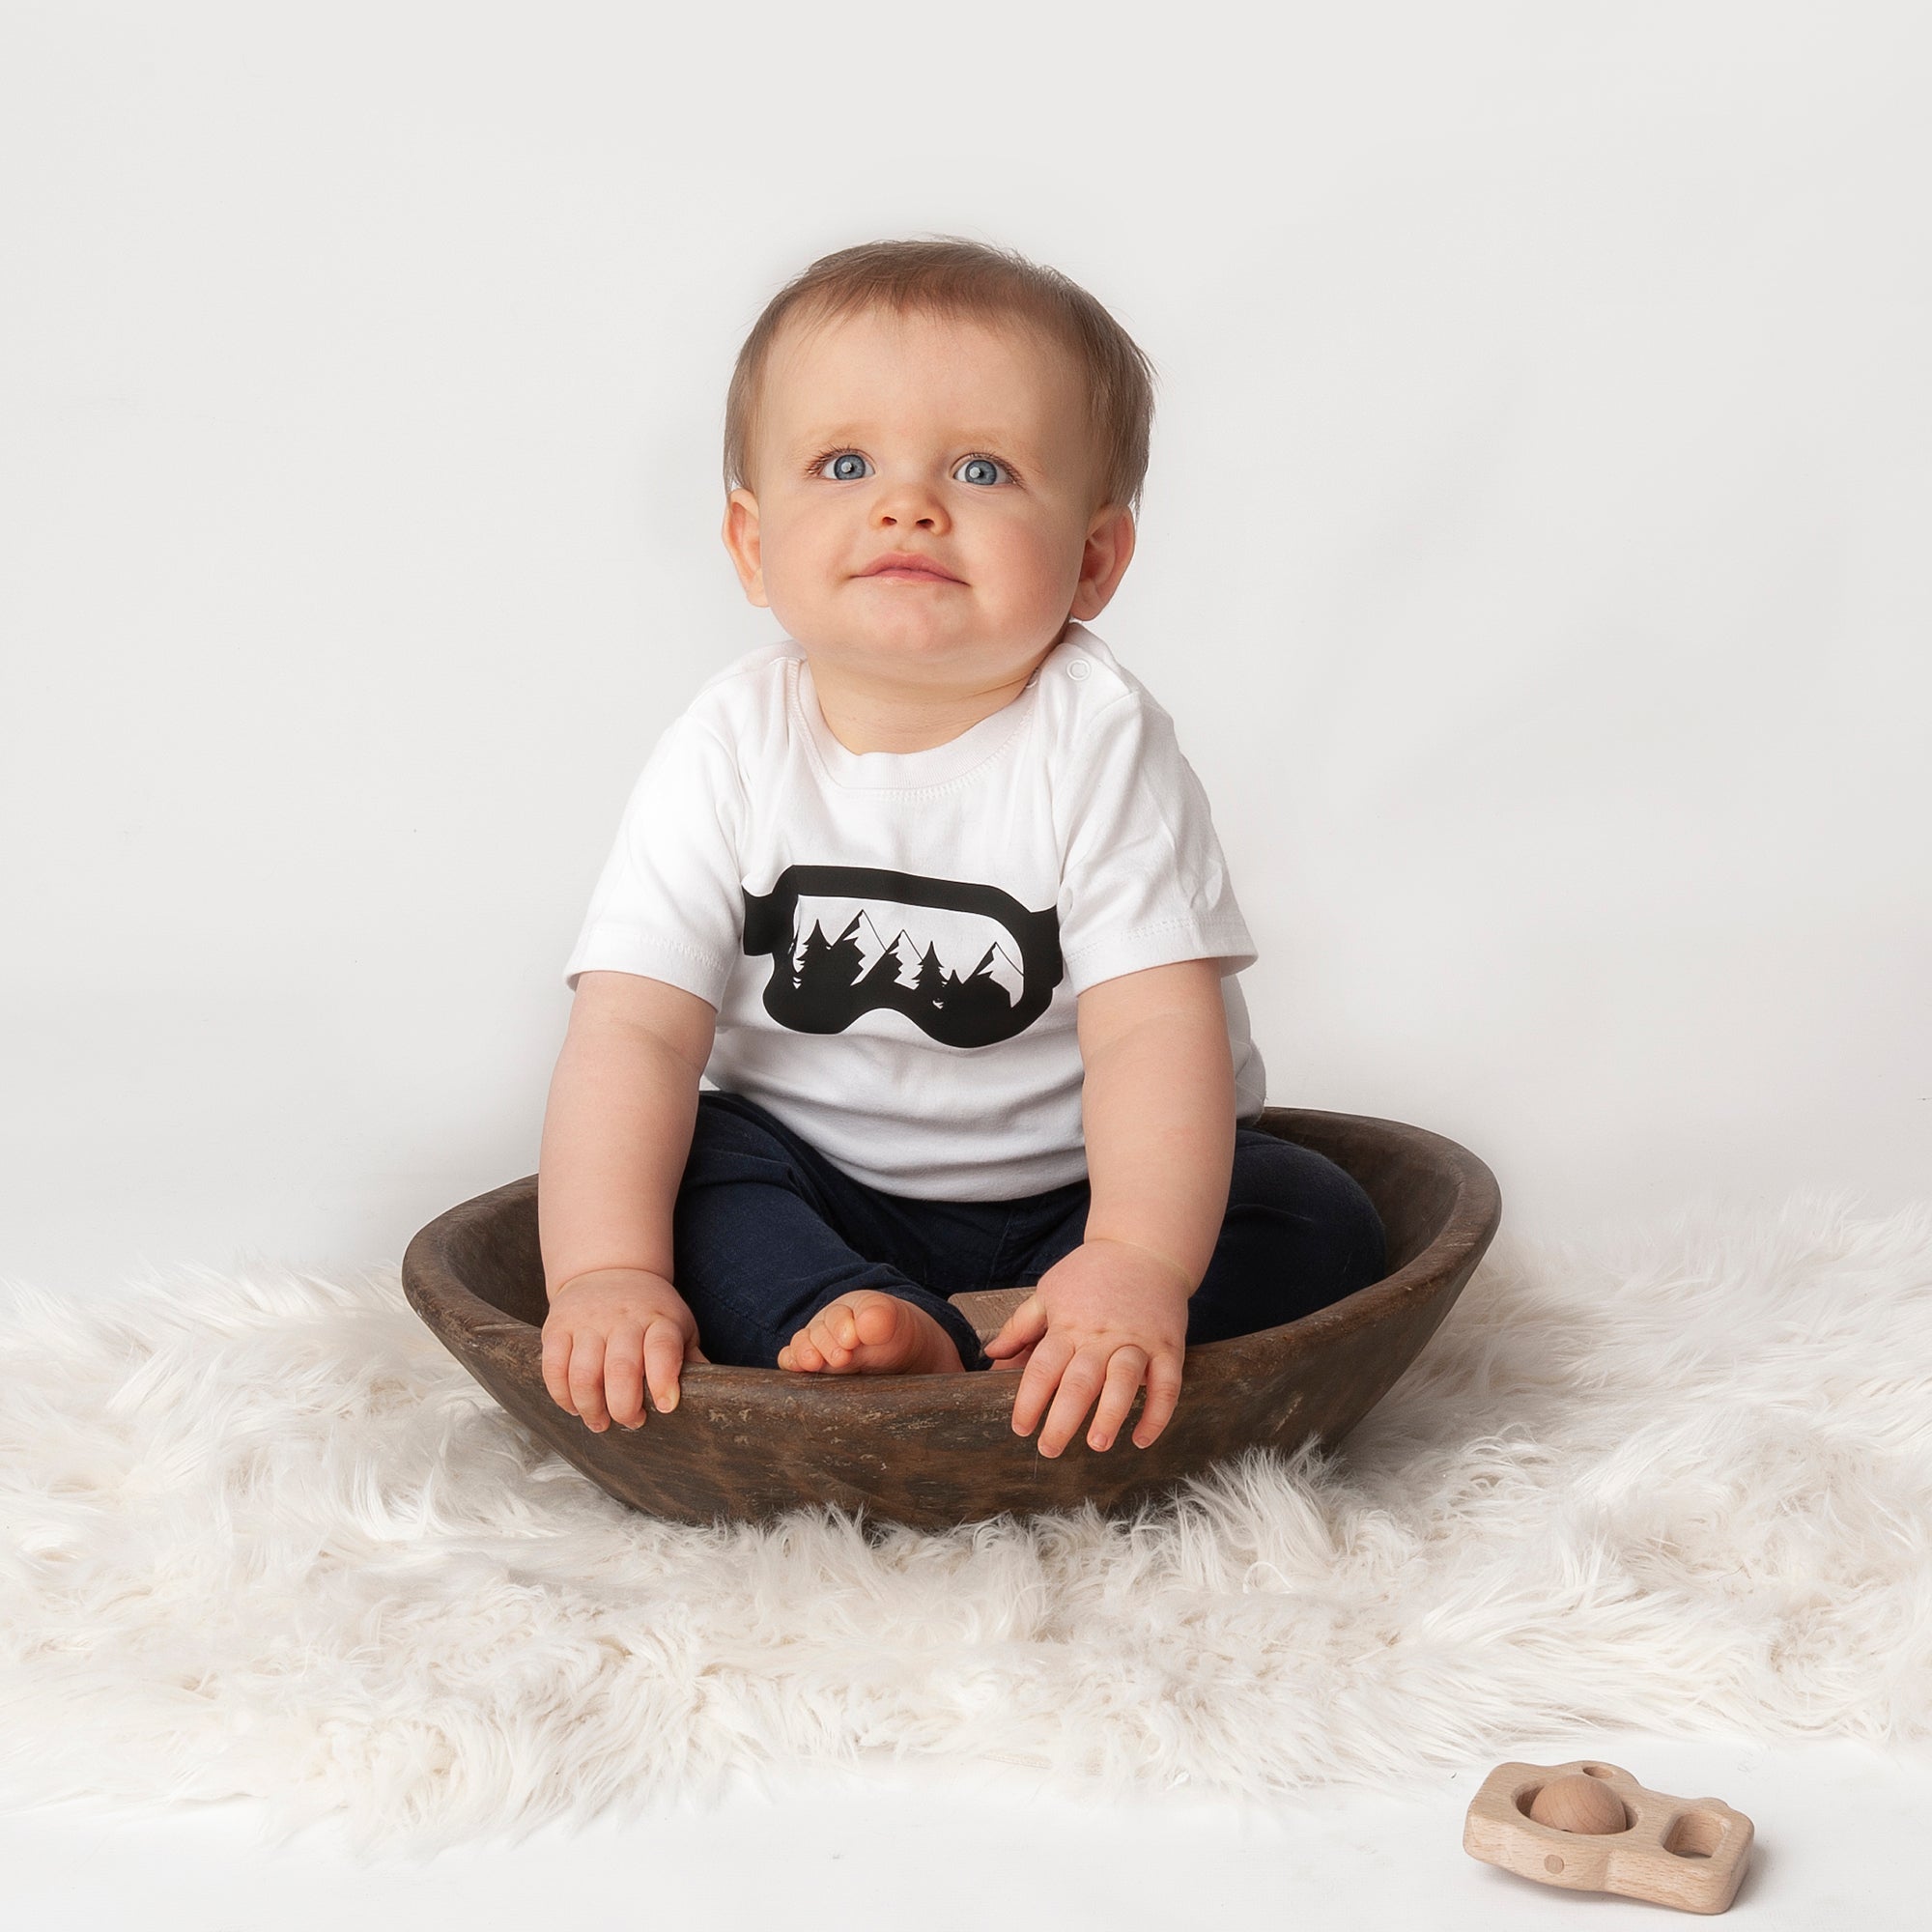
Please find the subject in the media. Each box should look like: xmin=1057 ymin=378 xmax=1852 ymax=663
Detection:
xmin=401 ymin=1103 xmax=1501 ymax=1419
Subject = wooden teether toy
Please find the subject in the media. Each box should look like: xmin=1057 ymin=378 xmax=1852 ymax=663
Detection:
xmin=1463 ymin=1758 xmax=1754 ymax=1915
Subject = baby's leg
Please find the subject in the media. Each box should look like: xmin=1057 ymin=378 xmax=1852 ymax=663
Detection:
xmin=669 ymin=1091 xmax=989 ymax=1373
xmin=993 ymin=1132 xmax=1385 ymax=1349
xmin=1181 ymin=1130 xmax=1387 ymax=1342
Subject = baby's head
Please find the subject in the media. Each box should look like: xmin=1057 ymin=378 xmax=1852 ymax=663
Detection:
xmin=720 ymin=238 xmax=1154 ymax=718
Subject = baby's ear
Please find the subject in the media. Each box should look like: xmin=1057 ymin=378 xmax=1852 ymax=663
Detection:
xmin=1068 ymin=501 xmax=1136 ymax=620
xmin=721 ymin=489 xmax=769 ymax=606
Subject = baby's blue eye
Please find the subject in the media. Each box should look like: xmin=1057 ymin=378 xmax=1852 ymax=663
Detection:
xmin=955 ymin=456 xmax=1007 ymax=486
xmin=818 ymin=451 xmax=871 ymax=481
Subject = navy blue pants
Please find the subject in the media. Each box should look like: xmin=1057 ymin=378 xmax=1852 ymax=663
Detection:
xmin=670 ymin=1090 xmax=1388 ymax=1373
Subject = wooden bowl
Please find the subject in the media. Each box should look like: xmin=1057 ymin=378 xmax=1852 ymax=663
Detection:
xmin=400 ymin=1106 xmax=1501 ymax=1530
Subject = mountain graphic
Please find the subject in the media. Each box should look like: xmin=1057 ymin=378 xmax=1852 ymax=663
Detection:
xmin=741 ymin=864 xmax=1064 ymax=1049
xmin=789 ymin=899 xmax=1027 ymax=1009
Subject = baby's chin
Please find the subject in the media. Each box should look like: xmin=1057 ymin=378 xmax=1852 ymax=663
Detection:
xmin=786 ymin=596 xmax=1060 ymax=667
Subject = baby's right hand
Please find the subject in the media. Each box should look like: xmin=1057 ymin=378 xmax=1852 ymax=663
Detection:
xmin=540 ymin=1268 xmax=709 ymax=1433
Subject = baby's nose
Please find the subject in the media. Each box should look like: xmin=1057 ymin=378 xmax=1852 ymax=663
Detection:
xmin=872 ymin=485 xmax=947 ymax=528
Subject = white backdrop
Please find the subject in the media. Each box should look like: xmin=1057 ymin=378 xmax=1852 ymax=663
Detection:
xmin=3 ymin=2 xmax=1926 ymax=1296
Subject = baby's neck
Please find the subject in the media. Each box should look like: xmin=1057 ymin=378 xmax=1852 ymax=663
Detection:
xmin=808 ymin=656 xmax=1048 ymax=756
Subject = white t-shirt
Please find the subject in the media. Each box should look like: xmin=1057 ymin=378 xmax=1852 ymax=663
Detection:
xmin=562 ymin=620 xmax=1267 ymax=1201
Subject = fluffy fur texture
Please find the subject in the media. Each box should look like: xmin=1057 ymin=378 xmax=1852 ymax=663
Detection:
xmin=3 ymin=1189 xmax=1929 ymax=1852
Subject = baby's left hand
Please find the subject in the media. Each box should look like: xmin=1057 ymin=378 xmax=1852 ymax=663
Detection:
xmin=983 ymin=1238 xmax=1192 ymax=1456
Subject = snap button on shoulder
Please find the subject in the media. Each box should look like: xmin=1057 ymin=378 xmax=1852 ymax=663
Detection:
xmin=1066 ymin=658 xmax=1091 ymax=681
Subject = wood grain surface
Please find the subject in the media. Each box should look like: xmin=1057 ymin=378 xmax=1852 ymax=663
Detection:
xmin=401 ymin=1107 xmax=1501 ymax=1530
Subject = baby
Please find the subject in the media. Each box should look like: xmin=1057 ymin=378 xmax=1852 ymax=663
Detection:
xmin=537 ymin=237 xmax=1386 ymax=1463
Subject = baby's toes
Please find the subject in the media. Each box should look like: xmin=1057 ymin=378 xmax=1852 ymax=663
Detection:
xmin=851 ymin=1295 xmax=904 ymax=1349
xmin=812 ymin=1305 xmax=861 ymax=1361
xmin=781 ymin=1328 xmax=826 ymax=1373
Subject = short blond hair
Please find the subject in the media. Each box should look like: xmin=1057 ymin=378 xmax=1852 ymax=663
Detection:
xmin=724 ymin=236 xmax=1157 ymax=518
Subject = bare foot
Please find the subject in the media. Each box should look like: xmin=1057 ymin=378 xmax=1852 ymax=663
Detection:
xmin=778 ymin=1290 xmax=964 ymax=1376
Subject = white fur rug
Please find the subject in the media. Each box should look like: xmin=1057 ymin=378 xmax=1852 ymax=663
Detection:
xmin=3 ymin=1189 xmax=1929 ymax=1853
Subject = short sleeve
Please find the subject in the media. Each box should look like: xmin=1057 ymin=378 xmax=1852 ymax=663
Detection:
xmin=561 ymin=717 xmax=747 ymax=1006
xmin=1054 ymin=692 xmax=1259 ymax=996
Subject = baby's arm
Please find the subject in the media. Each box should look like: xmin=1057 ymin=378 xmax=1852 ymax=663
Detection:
xmin=986 ymin=957 xmax=1236 ymax=1455
xmin=537 ymin=970 xmax=718 ymax=1432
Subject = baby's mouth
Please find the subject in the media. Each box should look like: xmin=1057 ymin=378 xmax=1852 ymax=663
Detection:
xmin=857 ymin=553 xmax=965 ymax=584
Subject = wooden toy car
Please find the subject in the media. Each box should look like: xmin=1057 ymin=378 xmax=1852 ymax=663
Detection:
xmin=1464 ymin=1757 xmax=1754 ymax=1914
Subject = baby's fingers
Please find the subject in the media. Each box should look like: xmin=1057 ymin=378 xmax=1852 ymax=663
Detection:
xmin=1131 ymin=1353 xmax=1185 ymax=1449
xmin=640 ymin=1320 xmax=690 ymax=1415
xmin=1085 ymin=1350 xmax=1151 ymax=1453
xmin=567 ymin=1330 xmax=613 ymax=1432
xmin=541 ymin=1321 xmax=579 ymax=1418
xmin=983 ymin=1293 xmax=1046 ymax=1359
xmin=1034 ymin=1350 xmax=1114 ymax=1459
xmin=1009 ymin=1331 xmax=1074 ymax=1440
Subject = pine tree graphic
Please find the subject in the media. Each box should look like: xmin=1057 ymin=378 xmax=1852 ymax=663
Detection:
xmin=794 ymin=920 xmax=833 ymax=991
xmin=826 ymin=914 xmax=867 ymax=987
xmin=746 ymin=867 xmax=1055 ymax=1048
xmin=914 ymin=941 xmax=946 ymax=1008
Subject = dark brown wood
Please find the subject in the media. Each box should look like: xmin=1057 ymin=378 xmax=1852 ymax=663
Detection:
xmin=400 ymin=1107 xmax=1501 ymax=1530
